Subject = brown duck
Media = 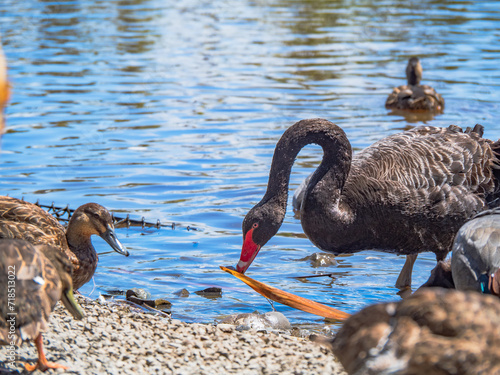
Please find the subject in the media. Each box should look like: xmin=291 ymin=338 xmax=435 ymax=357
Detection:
xmin=385 ymin=57 xmax=445 ymax=112
xmin=237 ymin=119 xmax=500 ymax=289
xmin=0 ymin=196 xmax=129 ymax=290
xmin=0 ymin=239 xmax=84 ymax=371
xmin=329 ymin=288 xmax=500 ymax=374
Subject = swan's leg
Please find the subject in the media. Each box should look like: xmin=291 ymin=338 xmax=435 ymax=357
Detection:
xmin=395 ymin=254 xmax=418 ymax=289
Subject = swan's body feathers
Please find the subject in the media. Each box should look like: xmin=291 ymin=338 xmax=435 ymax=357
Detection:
xmin=303 ymin=124 xmax=500 ymax=258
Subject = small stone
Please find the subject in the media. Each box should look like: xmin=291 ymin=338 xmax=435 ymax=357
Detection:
xmin=173 ymin=288 xmax=190 ymax=297
xmin=217 ymin=324 xmax=234 ymax=333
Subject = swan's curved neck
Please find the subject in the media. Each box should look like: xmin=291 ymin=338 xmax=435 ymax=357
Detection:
xmin=263 ymin=118 xmax=352 ymax=213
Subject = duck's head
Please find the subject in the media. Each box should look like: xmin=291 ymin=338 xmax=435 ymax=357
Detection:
xmin=38 ymin=244 xmax=84 ymax=320
xmin=68 ymin=203 xmax=129 ymax=256
xmin=406 ymin=57 xmax=422 ymax=86
xmin=237 ymin=199 xmax=285 ymax=274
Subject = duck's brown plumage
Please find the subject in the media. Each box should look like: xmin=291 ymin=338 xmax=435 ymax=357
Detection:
xmin=329 ymin=288 xmax=500 ymax=374
xmin=0 ymin=197 xmax=128 ymax=290
xmin=386 ymin=57 xmax=445 ymax=112
xmin=0 ymin=239 xmax=84 ymax=371
xmin=0 ymin=240 xmax=65 ymax=345
xmin=238 ymin=119 xmax=500 ymax=288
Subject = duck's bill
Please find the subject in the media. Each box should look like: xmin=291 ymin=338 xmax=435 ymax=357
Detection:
xmin=61 ymin=288 xmax=84 ymax=320
xmin=101 ymin=226 xmax=129 ymax=256
xmin=220 ymin=266 xmax=350 ymax=320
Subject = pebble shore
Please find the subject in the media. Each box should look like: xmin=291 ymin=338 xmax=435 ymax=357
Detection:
xmin=0 ymin=296 xmax=347 ymax=375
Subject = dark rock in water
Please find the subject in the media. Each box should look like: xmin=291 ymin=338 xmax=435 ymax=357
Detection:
xmin=195 ymin=287 xmax=222 ymax=299
xmin=126 ymin=295 xmax=153 ymax=307
xmin=221 ymin=311 xmax=291 ymax=331
xmin=154 ymin=299 xmax=172 ymax=308
xmin=126 ymin=288 xmax=152 ymax=300
xmin=173 ymin=288 xmax=190 ymax=297
xmin=105 ymin=289 xmax=125 ymax=296
xmin=126 ymin=288 xmax=171 ymax=310
xmin=298 ymin=252 xmax=337 ymax=267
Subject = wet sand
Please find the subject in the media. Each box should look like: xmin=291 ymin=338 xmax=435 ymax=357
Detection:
xmin=0 ymin=296 xmax=347 ymax=374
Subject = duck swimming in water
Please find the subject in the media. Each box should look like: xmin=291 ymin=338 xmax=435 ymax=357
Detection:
xmin=0 ymin=196 xmax=129 ymax=290
xmin=238 ymin=119 xmax=500 ymax=289
xmin=385 ymin=57 xmax=445 ymax=112
xmin=0 ymin=239 xmax=84 ymax=371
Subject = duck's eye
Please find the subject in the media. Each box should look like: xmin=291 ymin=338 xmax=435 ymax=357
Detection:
xmin=252 ymin=223 xmax=259 ymax=229
xmin=93 ymin=213 xmax=100 ymax=219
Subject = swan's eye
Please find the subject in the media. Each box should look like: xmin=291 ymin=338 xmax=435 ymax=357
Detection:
xmin=252 ymin=223 xmax=259 ymax=229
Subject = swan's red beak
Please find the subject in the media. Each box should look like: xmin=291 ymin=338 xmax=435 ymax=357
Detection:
xmin=236 ymin=227 xmax=260 ymax=274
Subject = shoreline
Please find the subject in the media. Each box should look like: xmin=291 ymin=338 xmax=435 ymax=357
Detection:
xmin=0 ymin=295 xmax=347 ymax=374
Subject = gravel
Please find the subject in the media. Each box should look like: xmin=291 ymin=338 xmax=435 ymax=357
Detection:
xmin=0 ymin=296 xmax=347 ymax=374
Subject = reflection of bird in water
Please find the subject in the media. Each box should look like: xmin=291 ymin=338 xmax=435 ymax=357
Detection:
xmin=421 ymin=208 xmax=500 ymax=295
xmin=238 ymin=118 xmax=500 ymax=290
xmin=329 ymin=288 xmax=500 ymax=374
xmin=385 ymin=57 xmax=444 ymax=112
xmin=0 ymin=196 xmax=129 ymax=290
xmin=0 ymin=239 xmax=84 ymax=371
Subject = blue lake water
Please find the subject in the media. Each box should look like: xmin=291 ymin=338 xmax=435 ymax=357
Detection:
xmin=1 ymin=0 xmax=500 ymax=329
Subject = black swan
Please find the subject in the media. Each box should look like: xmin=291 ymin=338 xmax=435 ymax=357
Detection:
xmin=0 ymin=196 xmax=129 ymax=290
xmin=237 ymin=118 xmax=500 ymax=289
xmin=0 ymin=239 xmax=84 ymax=371
xmin=385 ymin=57 xmax=445 ymax=112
